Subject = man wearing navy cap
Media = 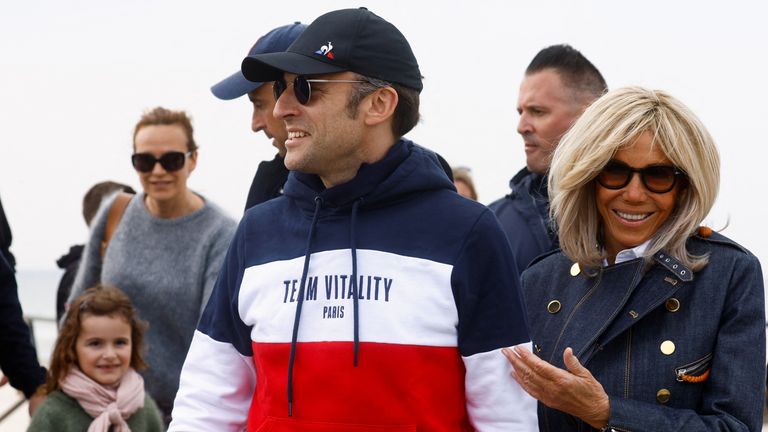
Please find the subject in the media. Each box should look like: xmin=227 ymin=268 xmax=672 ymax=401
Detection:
xmin=171 ymin=8 xmax=535 ymax=431
xmin=211 ymin=22 xmax=306 ymax=210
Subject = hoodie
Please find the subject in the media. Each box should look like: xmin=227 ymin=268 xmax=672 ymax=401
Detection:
xmin=170 ymin=140 xmax=536 ymax=431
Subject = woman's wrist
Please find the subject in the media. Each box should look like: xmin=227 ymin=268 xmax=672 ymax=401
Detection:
xmin=585 ymin=394 xmax=610 ymax=430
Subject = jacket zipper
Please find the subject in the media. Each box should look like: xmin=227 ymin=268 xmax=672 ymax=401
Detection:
xmin=675 ymin=353 xmax=713 ymax=381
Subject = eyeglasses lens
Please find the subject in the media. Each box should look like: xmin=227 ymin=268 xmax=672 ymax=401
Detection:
xmin=131 ymin=152 xmax=186 ymax=173
xmin=642 ymin=166 xmax=676 ymax=193
xmin=294 ymin=76 xmax=311 ymax=105
xmin=272 ymin=77 xmax=312 ymax=105
xmin=273 ymin=79 xmax=287 ymax=102
xmin=597 ymin=163 xmax=630 ymax=189
xmin=597 ymin=162 xmax=678 ymax=193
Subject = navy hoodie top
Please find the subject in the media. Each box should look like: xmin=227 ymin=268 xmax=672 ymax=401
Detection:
xmin=169 ymin=139 xmax=536 ymax=431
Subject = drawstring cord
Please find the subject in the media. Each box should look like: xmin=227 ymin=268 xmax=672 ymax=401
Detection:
xmin=287 ymin=196 xmax=323 ymax=417
xmin=350 ymin=198 xmax=363 ymax=366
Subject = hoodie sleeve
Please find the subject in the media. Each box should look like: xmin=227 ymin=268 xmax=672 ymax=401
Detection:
xmin=169 ymin=221 xmax=257 ymax=432
xmin=452 ymin=209 xmax=538 ymax=431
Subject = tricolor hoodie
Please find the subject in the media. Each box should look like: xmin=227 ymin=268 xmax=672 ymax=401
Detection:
xmin=169 ymin=140 xmax=537 ymax=431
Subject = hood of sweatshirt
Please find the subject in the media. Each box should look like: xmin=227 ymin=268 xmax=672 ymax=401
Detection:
xmin=283 ymin=139 xmax=454 ymax=213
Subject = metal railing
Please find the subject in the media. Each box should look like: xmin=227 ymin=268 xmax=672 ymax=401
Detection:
xmin=0 ymin=315 xmax=56 ymax=424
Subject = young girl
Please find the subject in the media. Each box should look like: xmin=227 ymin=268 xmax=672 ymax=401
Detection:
xmin=28 ymin=284 xmax=163 ymax=431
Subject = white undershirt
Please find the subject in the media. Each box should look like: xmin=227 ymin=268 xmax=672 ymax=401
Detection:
xmin=603 ymin=240 xmax=651 ymax=266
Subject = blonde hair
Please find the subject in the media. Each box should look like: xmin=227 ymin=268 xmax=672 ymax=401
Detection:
xmin=452 ymin=166 xmax=478 ymax=200
xmin=549 ymin=86 xmax=719 ymax=271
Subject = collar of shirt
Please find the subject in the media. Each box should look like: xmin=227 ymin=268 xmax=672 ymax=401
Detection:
xmin=602 ymin=240 xmax=651 ymax=267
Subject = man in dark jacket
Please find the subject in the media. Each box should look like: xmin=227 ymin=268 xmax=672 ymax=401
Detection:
xmin=489 ymin=44 xmax=606 ymax=274
xmin=0 ymin=250 xmax=46 ymax=413
xmin=211 ymin=22 xmax=306 ymax=210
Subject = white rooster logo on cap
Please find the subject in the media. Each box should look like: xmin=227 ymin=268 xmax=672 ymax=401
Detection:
xmin=314 ymin=41 xmax=335 ymax=59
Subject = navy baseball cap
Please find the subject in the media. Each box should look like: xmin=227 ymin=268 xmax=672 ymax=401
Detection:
xmin=241 ymin=8 xmax=423 ymax=92
xmin=211 ymin=22 xmax=306 ymax=100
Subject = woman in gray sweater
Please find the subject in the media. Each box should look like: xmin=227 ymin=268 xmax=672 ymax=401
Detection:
xmin=68 ymin=107 xmax=237 ymax=423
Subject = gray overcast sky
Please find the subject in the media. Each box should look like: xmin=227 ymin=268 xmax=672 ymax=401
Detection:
xmin=1 ymin=0 xmax=767 ymax=273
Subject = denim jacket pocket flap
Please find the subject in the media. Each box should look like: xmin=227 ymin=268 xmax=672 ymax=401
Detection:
xmin=675 ymin=352 xmax=712 ymax=383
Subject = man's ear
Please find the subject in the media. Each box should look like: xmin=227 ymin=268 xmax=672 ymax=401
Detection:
xmin=364 ymin=87 xmax=398 ymax=126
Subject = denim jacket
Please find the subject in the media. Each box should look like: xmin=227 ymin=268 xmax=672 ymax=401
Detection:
xmin=522 ymin=231 xmax=765 ymax=431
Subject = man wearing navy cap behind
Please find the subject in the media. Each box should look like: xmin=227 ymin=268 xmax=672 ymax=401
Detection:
xmin=171 ymin=8 xmax=535 ymax=431
xmin=211 ymin=22 xmax=306 ymax=210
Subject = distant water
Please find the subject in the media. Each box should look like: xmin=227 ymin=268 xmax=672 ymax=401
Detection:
xmin=15 ymin=269 xmax=61 ymax=365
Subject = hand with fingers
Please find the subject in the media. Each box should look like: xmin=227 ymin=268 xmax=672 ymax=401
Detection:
xmin=502 ymin=345 xmax=610 ymax=430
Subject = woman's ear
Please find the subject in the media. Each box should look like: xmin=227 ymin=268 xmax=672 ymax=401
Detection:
xmin=187 ymin=150 xmax=198 ymax=173
xmin=364 ymin=87 xmax=398 ymax=127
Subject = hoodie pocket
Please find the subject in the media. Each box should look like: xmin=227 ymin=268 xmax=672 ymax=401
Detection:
xmin=255 ymin=416 xmax=418 ymax=432
xmin=675 ymin=352 xmax=712 ymax=383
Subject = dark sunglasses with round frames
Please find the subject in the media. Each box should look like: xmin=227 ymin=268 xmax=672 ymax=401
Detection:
xmin=131 ymin=151 xmax=191 ymax=173
xmin=596 ymin=160 xmax=686 ymax=194
xmin=273 ymin=75 xmax=366 ymax=105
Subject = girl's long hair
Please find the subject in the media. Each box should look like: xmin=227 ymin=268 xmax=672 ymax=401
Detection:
xmin=38 ymin=284 xmax=148 ymax=395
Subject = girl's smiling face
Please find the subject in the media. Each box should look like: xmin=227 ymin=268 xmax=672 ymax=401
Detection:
xmin=75 ymin=313 xmax=132 ymax=386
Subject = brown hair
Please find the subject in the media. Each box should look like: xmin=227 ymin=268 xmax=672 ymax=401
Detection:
xmin=347 ymin=75 xmax=420 ymax=138
xmin=39 ymin=284 xmax=148 ymax=395
xmin=452 ymin=166 xmax=478 ymax=201
xmin=82 ymin=181 xmax=136 ymax=227
xmin=132 ymin=106 xmax=197 ymax=152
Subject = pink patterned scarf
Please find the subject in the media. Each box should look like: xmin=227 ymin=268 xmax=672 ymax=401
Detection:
xmin=60 ymin=366 xmax=145 ymax=432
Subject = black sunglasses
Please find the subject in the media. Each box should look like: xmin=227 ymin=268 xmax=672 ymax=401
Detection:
xmin=131 ymin=151 xmax=191 ymax=173
xmin=596 ymin=160 xmax=686 ymax=193
xmin=273 ymin=76 xmax=366 ymax=105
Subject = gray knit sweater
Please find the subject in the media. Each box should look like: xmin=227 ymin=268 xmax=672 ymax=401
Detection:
xmin=68 ymin=192 xmax=237 ymax=417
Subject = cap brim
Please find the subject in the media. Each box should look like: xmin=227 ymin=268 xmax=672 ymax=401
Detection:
xmin=210 ymin=71 xmax=265 ymax=100
xmin=242 ymin=51 xmax=346 ymax=82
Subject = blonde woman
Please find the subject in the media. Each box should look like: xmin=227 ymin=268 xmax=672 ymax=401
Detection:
xmin=504 ymin=87 xmax=765 ymax=431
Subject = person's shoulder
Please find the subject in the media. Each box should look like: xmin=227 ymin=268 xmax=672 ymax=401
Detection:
xmin=689 ymin=227 xmax=754 ymax=257
xmin=129 ymin=393 xmax=165 ymax=430
xmin=522 ymin=249 xmax=570 ymax=279
xmin=488 ymin=167 xmax=534 ymax=209
xmin=143 ymin=392 xmax=161 ymax=410
xmin=433 ymin=191 xmax=495 ymax=226
xmin=196 ymin=198 xmax=237 ymax=229
xmin=30 ymin=390 xmax=80 ymax=423
xmin=44 ymin=389 xmax=79 ymax=406
xmin=528 ymin=248 xmax=566 ymax=267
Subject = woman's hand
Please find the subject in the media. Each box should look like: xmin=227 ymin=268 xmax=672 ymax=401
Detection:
xmin=502 ymin=345 xmax=610 ymax=430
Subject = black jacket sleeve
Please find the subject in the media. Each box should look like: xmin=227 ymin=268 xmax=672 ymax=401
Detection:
xmin=0 ymin=251 xmax=46 ymax=398
xmin=0 ymin=196 xmax=15 ymax=270
xmin=244 ymin=155 xmax=290 ymax=211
